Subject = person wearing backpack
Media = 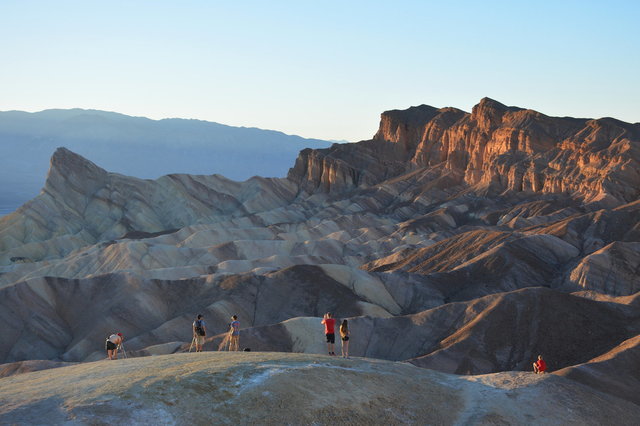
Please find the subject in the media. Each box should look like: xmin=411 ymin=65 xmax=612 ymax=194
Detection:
xmin=192 ymin=314 xmax=207 ymax=352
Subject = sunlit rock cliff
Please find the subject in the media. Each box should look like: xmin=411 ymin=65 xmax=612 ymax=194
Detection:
xmin=291 ymin=97 xmax=640 ymax=204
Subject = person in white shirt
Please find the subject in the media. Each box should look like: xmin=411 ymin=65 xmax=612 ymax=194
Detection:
xmin=105 ymin=333 xmax=123 ymax=360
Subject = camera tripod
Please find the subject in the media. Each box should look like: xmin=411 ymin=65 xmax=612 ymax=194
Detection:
xmin=118 ymin=342 xmax=128 ymax=359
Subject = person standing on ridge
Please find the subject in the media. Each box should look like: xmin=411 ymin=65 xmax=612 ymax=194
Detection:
xmin=192 ymin=314 xmax=207 ymax=352
xmin=105 ymin=332 xmax=124 ymax=360
xmin=321 ymin=312 xmax=336 ymax=356
xmin=228 ymin=315 xmax=240 ymax=351
xmin=533 ymin=354 xmax=547 ymax=374
xmin=339 ymin=319 xmax=350 ymax=358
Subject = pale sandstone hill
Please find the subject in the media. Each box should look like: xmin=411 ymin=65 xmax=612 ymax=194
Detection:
xmin=1 ymin=352 xmax=639 ymax=425
xmin=0 ymin=147 xmax=298 ymax=264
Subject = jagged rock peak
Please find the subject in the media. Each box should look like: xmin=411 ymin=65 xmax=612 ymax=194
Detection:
xmin=42 ymin=147 xmax=110 ymax=214
xmin=377 ymin=104 xmax=440 ymax=124
xmin=472 ymin=97 xmax=520 ymax=113
xmin=51 ymin=146 xmax=99 ymax=167
xmin=46 ymin=147 xmax=107 ymax=186
xmin=373 ymin=105 xmax=467 ymax=156
xmin=374 ymin=97 xmax=528 ymax=144
xmin=470 ymin=97 xmax=523 ymax=129
xmin=374 ymin=104 xmax=442 ymax=147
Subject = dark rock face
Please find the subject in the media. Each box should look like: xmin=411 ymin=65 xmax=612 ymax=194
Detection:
xmin=405 ymin=288 xmax=638 ymax=374
xmin=554 ymin=335 xmax=640 ymax=406
xmin=0 ymin=98 xmax=638 ymax=400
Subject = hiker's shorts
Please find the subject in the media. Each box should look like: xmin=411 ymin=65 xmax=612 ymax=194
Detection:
xmin=326 ymin=333 xmax=335 ymax=344
xmin=195 ymin=336 xmax=205 ymax=345
xmin=106 ymin=341 xmax=117 ymax=351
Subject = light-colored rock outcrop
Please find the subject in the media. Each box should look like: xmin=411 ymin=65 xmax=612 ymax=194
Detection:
xmin=0 ymin=148 xmax=299 ymax=264
xmin=1 ymin=352 xmax=639 ymax=425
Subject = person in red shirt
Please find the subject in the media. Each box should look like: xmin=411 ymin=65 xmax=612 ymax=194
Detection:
xmin=533 ymin=355 xmax=547 ymax=374
xmin=321 ymin=312 xmax=336 ymax=356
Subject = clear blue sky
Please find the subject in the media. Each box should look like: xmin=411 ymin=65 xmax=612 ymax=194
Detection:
xmin=1 ymin=1 xmax=638 ymax=141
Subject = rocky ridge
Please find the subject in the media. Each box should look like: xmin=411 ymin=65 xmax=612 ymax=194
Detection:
xmin=1 ymin=353 xmax=639 ymax=425
xmin=290 ymin=98 xmax=640 ymax=204
xmin=0 ymin=108 xmax=333 ymax=213
xmin=0 ymin=99 xmax=638 ymax=410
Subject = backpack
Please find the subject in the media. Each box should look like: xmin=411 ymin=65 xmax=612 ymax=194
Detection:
xmin=194 ymin=320 xmax=206 ymax=336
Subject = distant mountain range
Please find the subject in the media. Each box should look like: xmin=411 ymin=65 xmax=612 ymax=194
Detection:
xmin=0 ymin=109 xmax=335 ymax=214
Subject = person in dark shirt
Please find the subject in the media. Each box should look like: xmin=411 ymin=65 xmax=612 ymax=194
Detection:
xmin=228 ymin=315 xmax=240 ymax=351
xmin=192 ymin=314 xmax=207 ymax=352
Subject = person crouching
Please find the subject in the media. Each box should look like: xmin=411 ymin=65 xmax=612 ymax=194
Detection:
xmin=533 ymin=355 xmax=547 ymax=374
xmin=106 ymin=333 xmax=124 ymax=360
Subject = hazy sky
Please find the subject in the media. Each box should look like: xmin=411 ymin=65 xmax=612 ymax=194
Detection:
xmin=1 ymin=1 xmax=638 ymax=141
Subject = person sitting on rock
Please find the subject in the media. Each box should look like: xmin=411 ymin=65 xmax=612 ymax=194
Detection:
xmin=192 ymin=314 xmax=207 ymax=352
xmin=106 ymin=333 xmax=123 ymax=360
xmin=321 ymin=312 xmax=336 ymax=356
xmin=228 ymin=315 xmax=240 ymax=351
xmin=533 ymin=355 xmax=547 ymax=374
